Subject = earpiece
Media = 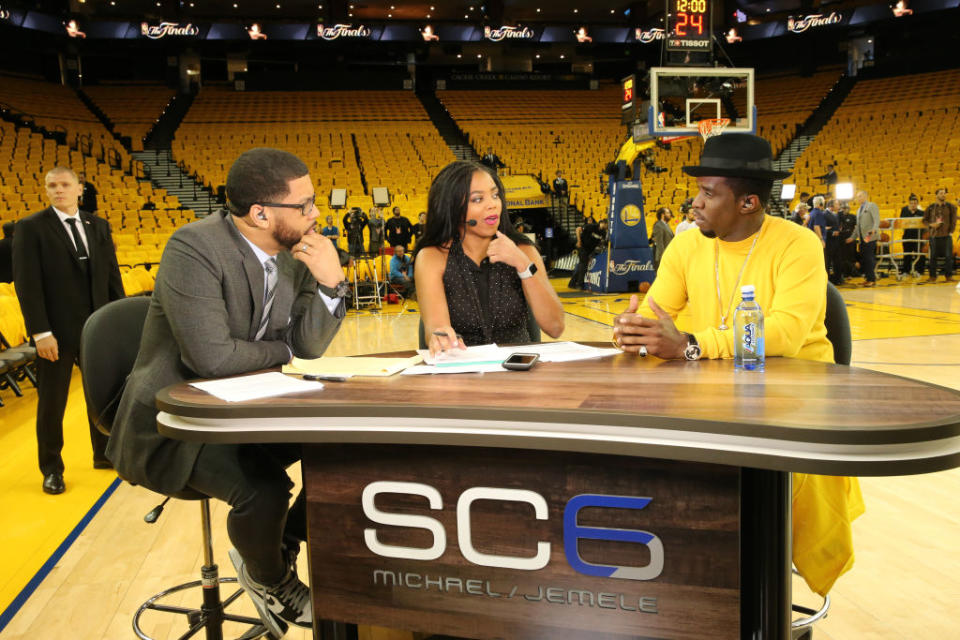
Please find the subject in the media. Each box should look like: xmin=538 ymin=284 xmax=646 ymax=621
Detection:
xmin=258 ymin=213 xmax=267 ymax=220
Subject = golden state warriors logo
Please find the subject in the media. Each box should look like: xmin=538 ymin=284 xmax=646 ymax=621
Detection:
xmin=619 ymin=204 xmax=642 ymax=227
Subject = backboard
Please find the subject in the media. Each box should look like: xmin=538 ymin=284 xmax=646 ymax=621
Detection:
xmin=647 ymin=67 xmax=755 ymax=137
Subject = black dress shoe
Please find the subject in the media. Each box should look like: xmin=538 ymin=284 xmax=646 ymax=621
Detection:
xmin=93 ymin=458 xmax=114 ymax=470
xmin=43 ymin=473 xmax=66 ymax=495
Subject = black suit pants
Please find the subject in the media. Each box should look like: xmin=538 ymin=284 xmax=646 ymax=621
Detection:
xmin=859 ymin=240 xmax=877 ymax=282
xmin=186 ymin=442 xmax=305 ymax=586
xmin=929 ymin=236 xmax=954 ymax=278
xmin=36 ymin=345 xmax=109 ymax=475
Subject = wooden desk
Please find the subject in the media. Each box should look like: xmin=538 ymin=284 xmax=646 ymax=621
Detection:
xmin=156 ymin=355 xmax=960 ymax=640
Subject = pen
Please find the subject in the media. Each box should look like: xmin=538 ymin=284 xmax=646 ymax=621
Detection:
xmin=302 ymin=374 xmax=349 ymax=383
xmin=432 ymin=330 xmax=464 ymax=341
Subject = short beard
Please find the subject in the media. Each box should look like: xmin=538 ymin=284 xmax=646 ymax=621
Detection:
xmin=273 ymin=217 xmax=303 ymax=250
xmin=699 ymin=229 xmax=717 ymax=239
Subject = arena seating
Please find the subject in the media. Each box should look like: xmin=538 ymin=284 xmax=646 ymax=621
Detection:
xmin=789 ymin=68 xmax=960 ymax=256
xmin=171 ymin=87 xmax=454 ymax=252
xmin=439 ymin=72 xmax=842 ymax=236
xmin=0 ymin=73 xmax=139 ymax=173
xmin=82 ymin=84 xmax=176 ymax=151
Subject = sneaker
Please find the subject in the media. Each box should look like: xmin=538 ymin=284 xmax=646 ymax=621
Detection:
xmin=229 ymin=548 xmax=313 ymax=630
xmin=228 ymin=548 xmax=289 ymax=638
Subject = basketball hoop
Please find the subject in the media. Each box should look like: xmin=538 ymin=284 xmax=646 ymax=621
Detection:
xmin=698 ymin=118 xmax=731 ymax=142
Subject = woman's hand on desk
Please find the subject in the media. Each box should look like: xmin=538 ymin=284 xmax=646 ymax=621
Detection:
xmin=487 ymin=231 xmax=529 ymax=271
xmin=428 ymin=325 xmax=466 ymax=357
xmin=613 ymin=296 xmax=686 ymax=359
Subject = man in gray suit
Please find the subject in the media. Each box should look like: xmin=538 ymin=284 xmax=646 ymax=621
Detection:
xmin=107 ymin=148 xmax=347 ymax=636
xmin=850 ymin=190 xmax=880 ymax=287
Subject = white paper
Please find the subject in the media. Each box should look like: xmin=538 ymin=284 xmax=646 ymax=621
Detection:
xmin=401 ymin=363 xmax=507 ymax=375
xmin=191 ymin=372 xmax=324 ymax=402
xmin=417 ymin=343 xmax=510 ymax=367
xmin=511 ymin=341 xmax=620 ymax=362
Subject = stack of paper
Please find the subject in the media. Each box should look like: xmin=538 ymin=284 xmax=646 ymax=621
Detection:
xmin=403 ymin=341 xmax=619 ymax=375
xmin=282 ymin=354 xmax=422 ymax=378
xmin=191 ymin=372 xmax=324 ymax=402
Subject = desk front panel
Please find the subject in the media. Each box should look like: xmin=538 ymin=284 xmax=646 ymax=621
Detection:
xmin=304 ymin=444 xmax=740 ymax=639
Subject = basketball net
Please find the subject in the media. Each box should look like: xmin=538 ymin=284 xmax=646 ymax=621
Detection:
xmin=698 ymin=118 xmax=731 ymax=142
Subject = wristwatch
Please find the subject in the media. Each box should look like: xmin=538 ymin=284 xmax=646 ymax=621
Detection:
xmin=518 ymin=263 xmax=538 ymax=280
xmin=683 ymin=333 xmax=702 ymax=361
xmin=319 ymin=279 xmax=352 ymax=299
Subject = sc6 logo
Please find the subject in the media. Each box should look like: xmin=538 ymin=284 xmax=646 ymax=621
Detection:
xmin=361 ymin=482 xmax=664 ymax=581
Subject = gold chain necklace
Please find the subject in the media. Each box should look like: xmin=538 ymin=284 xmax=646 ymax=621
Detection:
xmin=714 ymin=224 xmax=762 ymax=330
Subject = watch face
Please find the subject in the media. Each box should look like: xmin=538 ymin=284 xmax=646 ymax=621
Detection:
xmin=529 ymin=263 xmax=538 ymax=275
xmin=685 ymin=344 xmax=701 ymax=360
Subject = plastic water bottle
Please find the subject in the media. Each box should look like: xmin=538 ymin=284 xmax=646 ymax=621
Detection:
xmin=734 ymin=285 xmax=765 ymax=372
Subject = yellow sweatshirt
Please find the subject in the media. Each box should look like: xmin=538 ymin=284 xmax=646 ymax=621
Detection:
xmin=642 ymin=213 xmax=861 ymax=597
xmin=642 ymin=213 xmax=834 ymax=363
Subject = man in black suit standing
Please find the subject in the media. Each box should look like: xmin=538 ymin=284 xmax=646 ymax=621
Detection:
xmin=13 ymin=167 xmax=124 ymax=494
xmin=79 ymin=172 xmax=99 ymax=213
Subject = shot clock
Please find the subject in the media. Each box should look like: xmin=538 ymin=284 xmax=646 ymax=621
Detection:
xmin=666 ymin=0 xmax=713 ymax=51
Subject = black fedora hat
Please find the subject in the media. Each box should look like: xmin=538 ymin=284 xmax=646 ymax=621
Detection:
xmin=682 ymin=133 xmax=791 ymax=180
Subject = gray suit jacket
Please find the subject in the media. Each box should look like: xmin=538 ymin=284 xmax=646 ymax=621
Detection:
xmin=106 ymin=211 xmax=342 ymax=494
xmin=853 ymin=201 xmax=880 ymax=241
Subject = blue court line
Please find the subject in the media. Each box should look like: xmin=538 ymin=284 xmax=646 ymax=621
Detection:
xmin=0 ymin=477 xmax=123 ymax=634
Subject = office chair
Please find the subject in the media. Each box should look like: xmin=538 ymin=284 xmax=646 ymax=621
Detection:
xmin=80 ymin=297 xmax=273 ymax=640
xmin=824 ymin=282 xmax=852 ymax=365
xmin=789 ymin=282 xmax=851 ymax=638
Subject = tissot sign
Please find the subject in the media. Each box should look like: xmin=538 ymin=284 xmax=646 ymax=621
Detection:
xmin=304 ymin=445 xmax=740 ymax=639
xmin=140 ymin=22 xmax=200 ymax=39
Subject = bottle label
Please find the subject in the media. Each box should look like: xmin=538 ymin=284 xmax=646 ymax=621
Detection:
xmin=742 ymin=323 xmax=758 ymax=353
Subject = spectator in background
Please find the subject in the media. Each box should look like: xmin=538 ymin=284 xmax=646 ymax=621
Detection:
xmin=569 ymin=215 xmax=603 ymax=289
xmin=142 ymin=198 xmax=157 ymax=211
xmin=838 ymin=202 xmax=858 ymax=278
xmin=807 ymin=195 xmax=828 ymax=248
xmin=651 ymin=207 xmax=675 ymax=270
xmin=412 ymin=211 xmax=427 ymax=245
xmin=851 ymin=190 xmax=880 ymax=287
xmin=0 ymin=221 xmax=15 ymax=283
xmin=321 ymin=215 xmax=339 ymax=242
xmin=815 ymin=164 xmax=838 ymax=186
xmin=824 ymin=199 xmax=844 ymax=285
xmin=675 ymin=208 xmax=697 ymax=234
xmin=923 ymin=188 xmax=956 ymax=283
xmin=367 ymin=208 xmax=385 ymax=254
xmin=795 ymin=192 xmax=811 ymax=216
xmin=78 ymin=172 xmax=98 ymax=213
xmin=899 ymin=194 xmax=925 ymax=274
xmin=344 ymin=207 xmax=366 ymax=257
xmin=480 ymin=147 xmax=505 ymax=173
xmin=385 ymin=206 xmax=413 ymax=250
xmin=389 ymin=244 xmax=414 ymax=296
xmin=790 ymin=202 xmax=809 ymax=226
xmin=552 ymin=170 xmax=568 ymax=202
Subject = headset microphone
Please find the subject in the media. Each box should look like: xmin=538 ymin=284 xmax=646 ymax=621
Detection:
xmin=466 ymin=220 xmax=479 ymax=226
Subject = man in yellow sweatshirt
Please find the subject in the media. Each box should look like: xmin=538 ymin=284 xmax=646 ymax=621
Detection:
xmin=612 ymin=133 xmax=863 ymax=597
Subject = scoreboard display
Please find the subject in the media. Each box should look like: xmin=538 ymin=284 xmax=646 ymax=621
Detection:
xmin=666 ymin=0 xmax=713 ymax=52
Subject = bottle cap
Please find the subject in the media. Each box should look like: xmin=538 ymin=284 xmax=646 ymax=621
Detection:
xmin=741 ymin=284 xmax=755 ymax=297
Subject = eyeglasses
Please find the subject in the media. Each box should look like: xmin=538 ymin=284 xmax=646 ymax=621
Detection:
xmin=258 ymin=199 xmax=317 ymax=217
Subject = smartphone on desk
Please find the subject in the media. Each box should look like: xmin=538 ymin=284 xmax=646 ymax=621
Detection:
xmin=502 ymin=353 xmax=539 ymax=371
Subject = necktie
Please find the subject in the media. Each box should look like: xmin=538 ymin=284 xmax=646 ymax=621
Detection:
xmin=66 ymin=218 xmax=88 ymax=260
xmin=256 ymin=257 xmax=277 ymax=340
